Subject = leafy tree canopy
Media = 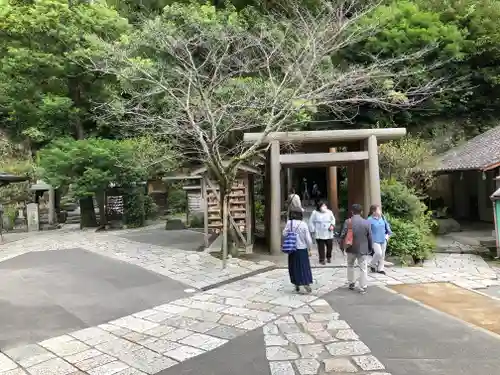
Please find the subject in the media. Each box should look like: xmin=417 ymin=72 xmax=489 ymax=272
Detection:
xmin=37 ymin=137 xmax=176 ymax=198
xmin=0 ymin=0 xmax=130 ymax=145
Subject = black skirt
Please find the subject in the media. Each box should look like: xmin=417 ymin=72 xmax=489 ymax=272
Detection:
xmin=288 ymin=248 xmax=313 ymax=286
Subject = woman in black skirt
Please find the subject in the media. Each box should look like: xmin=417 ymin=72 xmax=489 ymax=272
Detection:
xmin=283 ymin=208 xmax=314 ymax=293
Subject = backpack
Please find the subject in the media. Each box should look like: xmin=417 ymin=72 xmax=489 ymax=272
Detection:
xmin=342 ymin=219 xmax=353 ymax=249
xmin=282 ymin=220 xmax=299 ymax=254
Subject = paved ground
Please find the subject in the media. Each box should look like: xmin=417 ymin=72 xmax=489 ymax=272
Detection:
xmin=0 ymin=249 xmax=188 ymax=350
xmin=1 ymin=227 xmax=500 ymax=374
xmin=0 ymin=230 xmax=275 ymax=289
xmin=156 ymin=329 xmax=268 ymax=375
xmin=119 ymin=229 xmax=206 ymax=252
xmin=324 ymin=286 xmax=500 ymax=375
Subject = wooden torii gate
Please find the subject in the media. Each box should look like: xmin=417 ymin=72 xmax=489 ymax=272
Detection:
xmin=243 ymin=128 xmax=407 ymax=254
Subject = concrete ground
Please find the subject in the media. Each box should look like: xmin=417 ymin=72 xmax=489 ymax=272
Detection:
xmin=0 ymin=248 xmax=188 ymax=350
xmin=119 ymin=228 xmax=205 ymax=251
xmin=156 ymin=329 xmax=268 ymax=375
xmin=324 ymin=286 xmax=500 ymax=375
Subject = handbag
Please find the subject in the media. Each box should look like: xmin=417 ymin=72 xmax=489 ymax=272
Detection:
xmin=282 ymin=220 xmax=299 ymax=254
xmin=342 ymin=219 xmax=353 ymax=250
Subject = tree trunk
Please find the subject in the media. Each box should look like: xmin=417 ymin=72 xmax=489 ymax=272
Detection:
xmin=80 ymin=196 xmax=97 ymax=228
xmin=68 ymin=77 xmax=85 ymax=140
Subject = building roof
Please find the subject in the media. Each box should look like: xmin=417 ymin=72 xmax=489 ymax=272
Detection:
xmin=431 ymin=126 xmax=500 ymax=172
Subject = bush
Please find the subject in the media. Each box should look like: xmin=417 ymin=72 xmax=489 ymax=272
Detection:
xmin=189 ymin=213 xmax=204 ymax=228
xmin=144 ymin=195 xmax=159 ymax=219
xmin=124 ymin=188 xmax=145 ymax=228
xmin=381 ymin=179 xmax=426 ymax=221
xmin=386 ymin=213 xmax=435 ymax=265
xmin=254 ymin=200 xmax=265 ymax=223
xmin=167 ymin=187 xmax=187 ymax=213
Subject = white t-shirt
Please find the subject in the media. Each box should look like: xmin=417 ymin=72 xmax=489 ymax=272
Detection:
xmin=308 ymin=209 xmax=336 ymax=240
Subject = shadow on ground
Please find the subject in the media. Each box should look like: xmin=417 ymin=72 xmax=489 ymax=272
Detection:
xmin=156 ymin=329 xmax=268 ymax=375
xmin=324 ymin=286 xmax=500 ymax=375
xmin=119 ymin=228 xmax=205 ymax=251
xmin=0 ymin=248 xmax=188 ymax=350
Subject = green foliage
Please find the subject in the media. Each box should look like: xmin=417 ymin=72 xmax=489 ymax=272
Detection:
xmin=167 ymin=187 xmax=187 ymax=213
xmin=37 ymin=137 xmax=176 ymax=199
xmin=381 ymin=179 xmax=436 ymax=264
xmin=124 ymin=187 xmax=145 ymax=227
xmin=254 ymin=200 xmax=265 ymax=223
xmin=0 ymin=0 xmax=130 ymax=143
xmin=143 ymin=194 xmax=159 ymax=219
xmin=386 ymin=213 xmax=435 ymax=264
xmin=0 ymin=139 xmax=34 ymax=204
xmin=37 ymin=138 xmax=144 ymax=198
xmin=379 ymin=135 xmax=436 ymax=192
xmin=381 ymin=179 xmax=426 ymax=221
xmin=189 ymin=214 xmax=204 ymax=228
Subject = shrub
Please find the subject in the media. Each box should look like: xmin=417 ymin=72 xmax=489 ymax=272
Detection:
xmin=167 ymin=187 xmax=187 ymax=213
xmin=385 ymin=211 xmax=436 ymax=265
xmin=254 ymin=200 xmax=265 ymax=223
xmin=144 ymin=195 xmax=159 ymax=219
xmin=381 ymin=179 xmax=426 ymax=221
xmin=124 ymin=188 xmax=145 ymax=228
xmin=189 ymin=214 xmax=204 ymax=228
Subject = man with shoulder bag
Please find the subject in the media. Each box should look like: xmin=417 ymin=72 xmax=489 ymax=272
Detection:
xmin=340 ymin=204 xmax=373 ymax=294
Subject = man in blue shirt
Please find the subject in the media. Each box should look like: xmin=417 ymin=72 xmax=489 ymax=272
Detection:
xmin=367 ymin=204 xmax=392 ymax=275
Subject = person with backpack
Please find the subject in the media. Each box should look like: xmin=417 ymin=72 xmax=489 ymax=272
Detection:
xmin=367 ymin=204 xmax=392 ymax=275
xmin=308 ymin=200 xmax=336 ymax=265
xmin=287 ymin=187 xmax=304 ymax=214
xmin=340 ymin=204 xmax=373 ymax=294
xmin=282 ymin=208 xmax=313 ymax=293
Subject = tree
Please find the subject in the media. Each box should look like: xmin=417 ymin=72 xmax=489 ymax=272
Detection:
xmin=379 ymin=135 xmax=436 ymax=192
xmin=337 ymin=0 xmax=466 ymax=130
xmin=89 ymin=1 xmax=447 ymax=264
xmin=0 ymin=0 xmax=129 ymax=146
xmin=37 ymin=137 xmax=176 ymax=227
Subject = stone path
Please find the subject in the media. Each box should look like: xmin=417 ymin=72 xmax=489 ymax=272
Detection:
xmin=1 ymin=264 xmax=497 ymax=375
xmin=0 ymin=230 xmax=274 ymax=290
xmin=264 ymin=298 xmax=389 ymax=375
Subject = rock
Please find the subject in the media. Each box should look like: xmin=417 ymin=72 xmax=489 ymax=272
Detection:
xmin=434 ymin=218 xmax=461 ymax=235
xmin=165 ymin=219 xmax=186 ymax=230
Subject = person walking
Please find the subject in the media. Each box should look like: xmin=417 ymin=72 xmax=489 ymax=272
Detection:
xmin=309 ymin=200 xmax=336 ymax=265
xmin=367 ymin=204 xmax=392 ymax=275
xmin=283 ymin=208 xmax=314 ymax=293
xmin=311 ymin=181 xmax=320 ymax=206
xmin=340 ymin=204 xmax=373 ymax=294
xmin=287 ymin=188 xmax=304 ymax=213
xmin=301 ymin=177 xmax=310 ymax=206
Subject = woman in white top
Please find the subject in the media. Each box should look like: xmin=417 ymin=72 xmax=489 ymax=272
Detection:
xmin=309 ymin=200 xmax=336 ymax=265
xmin=283 ymin=208 xmax=313 ymax=293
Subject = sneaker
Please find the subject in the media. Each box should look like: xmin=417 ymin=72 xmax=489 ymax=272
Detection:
xmin=319 ymin=260 xmax=326 ymax=265
xmin=359 ymin=287 xmax=367 ymax=295
xmin=348 ymin=283 xmax=355 ymax=290
xmin=377 ymin=270 xmax=386 ymax=275
xmin=304 ymin=285 xmax=312 ymax=294
xmin=327 ymin=258 xmax=331 ymax=263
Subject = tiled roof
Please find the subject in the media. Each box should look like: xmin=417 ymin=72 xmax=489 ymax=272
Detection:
xmin=431 ymin=126 xmax=500 ymax=172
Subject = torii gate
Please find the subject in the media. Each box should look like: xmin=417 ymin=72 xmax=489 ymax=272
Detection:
xmin=243 ymin=128 xmax=407 ymax=254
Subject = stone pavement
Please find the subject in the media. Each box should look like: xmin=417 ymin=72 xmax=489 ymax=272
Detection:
xmin=1 ymin=264 xmax=498 ymax=375
xmin=0 ymin=230 xmax=274 ymax=290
